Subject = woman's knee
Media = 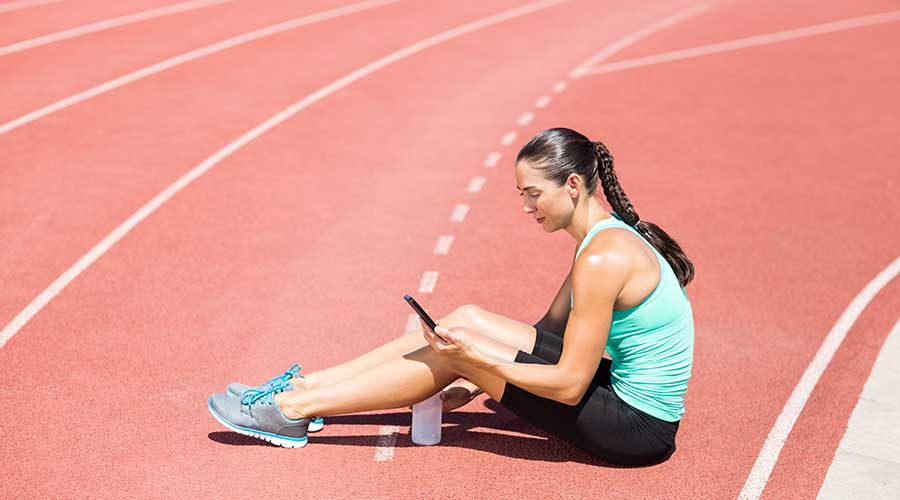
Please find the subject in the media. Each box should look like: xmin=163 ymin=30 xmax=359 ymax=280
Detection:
xmin=440 ymin=304 xmax=485 ymax=328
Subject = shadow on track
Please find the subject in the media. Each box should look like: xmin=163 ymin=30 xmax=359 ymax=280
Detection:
xmin=207 ymin=399 xmax=662 ymax=467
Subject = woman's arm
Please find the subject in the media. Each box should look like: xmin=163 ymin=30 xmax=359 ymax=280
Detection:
xmin=533 ymin=250 xmax=577 ymax=333
xmin=476 ymin=244 xmax=629 ymax=405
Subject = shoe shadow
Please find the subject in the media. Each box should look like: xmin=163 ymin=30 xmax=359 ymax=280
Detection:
xmin=207 ymin=399 xmax=650 ymax=467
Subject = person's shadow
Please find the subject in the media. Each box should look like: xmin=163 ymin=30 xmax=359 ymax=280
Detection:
xmin=208 ymin=399 xmax=658 ymax=467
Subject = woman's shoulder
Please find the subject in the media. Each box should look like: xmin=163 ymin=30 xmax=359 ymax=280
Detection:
xmin=575 ymin=227 xmax=646 ymax=269
xmin=571 ymin=233 xmax=632 ymax=296
xmin=572 ymin=228 xmax=658 ymax=301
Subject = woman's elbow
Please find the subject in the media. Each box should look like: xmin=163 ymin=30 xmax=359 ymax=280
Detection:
xmin=559 ymin=385 xmax=587 ymax=406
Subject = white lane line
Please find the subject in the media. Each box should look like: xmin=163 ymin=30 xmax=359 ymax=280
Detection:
xmin=551 ymin=80 xmax=566 ymax=93
xmin=738 ymin=256 xmax=900 ymax=500
xmin=570 ymin=1 xmax=711 ymax=79
xmin=0 ymin=0 xmax=236 ymax=56
xmin=534 ymin=95 xmax=551 ymax=108
xmin=404 ymin=313 xmax=420 ymax=334
xmin=374 ymin=425 xmax=400 ymax=461
xmin=0 ymin=0 xmax=400 ymax=135
xmin=450 ymin=204 xmax=469 ymax=222
xmin=516 ymin=111 xmax=534 ymax=126
xmin=0 ymin=0 xmax=572 ymax=349
xmin=466 ymin=176 xmax=486 ymax=193
xmin=582 ymin=9 xmax=900 ymax=78
xmin=0 ymin=0 xmax=60 ymax=14
xmin=433 ymin=235 xmax=454 ymax=255
xmin=418 ymin=271 xmax=439 ymax=294
xmin=816 ymin=316 xmax=900 ymax=499
xmin=500 ymin=131 xmax=517 ymax=146
xmin=483 ymin=151 xmax=501 ymax=168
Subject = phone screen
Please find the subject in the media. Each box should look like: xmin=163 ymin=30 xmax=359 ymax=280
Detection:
xmin=403 ymin=294 xmax=446 ymax=341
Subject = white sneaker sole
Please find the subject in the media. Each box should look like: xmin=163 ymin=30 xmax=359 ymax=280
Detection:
xmin=207 ymin=398 xmax=308 ymax=448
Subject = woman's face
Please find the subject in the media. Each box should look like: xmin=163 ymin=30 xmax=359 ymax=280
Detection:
xmin=515 ymin=160 xmax=577 ymax=231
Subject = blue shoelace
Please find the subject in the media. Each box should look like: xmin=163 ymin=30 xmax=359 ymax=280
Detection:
xmin=260 ymin=363 xmax=303 ymax=389
xmin=241 ymin=379 xmax=292 ymax=406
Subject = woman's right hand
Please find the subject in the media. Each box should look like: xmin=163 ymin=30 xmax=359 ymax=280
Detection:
xmin=409 ymin=380 xmax=481 ymax=412
xmin=438 ymin=385 xmax=478 ymax=412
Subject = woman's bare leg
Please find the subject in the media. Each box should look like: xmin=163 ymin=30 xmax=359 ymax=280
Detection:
xmin=275 ymin=328 xmax=520 ymax=419
xmin=298 ymin=305 xmax=538 ymax=390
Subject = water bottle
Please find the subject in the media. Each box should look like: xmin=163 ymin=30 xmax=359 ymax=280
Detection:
xmin=411 ymin=392 xmax=442 ymax=445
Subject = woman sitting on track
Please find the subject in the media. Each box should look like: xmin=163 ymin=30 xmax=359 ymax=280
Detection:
xmin=208 ymin=127 xmax=695 ymax=466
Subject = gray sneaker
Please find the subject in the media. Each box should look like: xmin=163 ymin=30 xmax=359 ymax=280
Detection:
xmin=226 ymin=363 xmax=324 ymax=432
xmin=208 ymin=383 xmax=310 ymax=448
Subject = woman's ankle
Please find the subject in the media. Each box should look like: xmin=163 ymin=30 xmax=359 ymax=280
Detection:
xmin=292 ymin=375 xmax=321 ymax=390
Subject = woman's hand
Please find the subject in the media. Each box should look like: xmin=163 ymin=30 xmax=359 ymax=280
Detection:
xmin=408 ymin=380 xmax=482 ymax=412
xmin=420 ymin=318 xmax=479 ymax=366
xmin=439 ymin=382 xmax=481 ymax=412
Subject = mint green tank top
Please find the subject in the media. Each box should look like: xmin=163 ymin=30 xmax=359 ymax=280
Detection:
xmin=570 ymin=212 xmax=694 ymax=422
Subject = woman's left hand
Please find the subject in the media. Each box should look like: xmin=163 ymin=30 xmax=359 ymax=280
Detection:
xmin=421 ymin=318 xmax=479 ymax=365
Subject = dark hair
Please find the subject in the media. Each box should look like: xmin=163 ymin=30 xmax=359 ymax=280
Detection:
xmin=516 ymin=127 xmax=694 ymax=288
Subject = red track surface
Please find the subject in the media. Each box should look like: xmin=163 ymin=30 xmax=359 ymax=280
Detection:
xmin=2 ymin=0 xmax=898 ymax=498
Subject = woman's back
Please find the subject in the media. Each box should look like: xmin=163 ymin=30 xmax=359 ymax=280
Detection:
xmin=572 ymin=212 xmax=694 ymax=422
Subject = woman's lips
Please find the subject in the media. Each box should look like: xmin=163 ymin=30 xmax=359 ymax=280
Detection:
xmin=536 ymin=217 xmax=546 ymax=223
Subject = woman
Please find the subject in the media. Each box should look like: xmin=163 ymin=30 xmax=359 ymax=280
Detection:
xmin=208 ymin=127 xmax=695 ymax=466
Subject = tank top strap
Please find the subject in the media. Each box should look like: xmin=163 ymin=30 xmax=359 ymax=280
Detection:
xmin=575 ymin=212 xmax=635 ymax=260
xmin=571 ymin=212 xmax=671 ymax=308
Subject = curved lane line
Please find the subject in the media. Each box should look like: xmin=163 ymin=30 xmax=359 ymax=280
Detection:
xmin=579 ymin=10 xmax=900 ymax=77
xmin=0 ymin=0 xmax=60 ymax=14
xmin=739 ymin=256 xmax=900 ymax=500
xmin=817 ymin=316 xmax=900 ymax=498
xmin=569 ymin=1 xmax=712 ymax=79
xmin=0 ymin=0 xmax=401 ymax=135
xmin=0 ymin=0 xmax=572 ymax=348
xmin=0 ymin=0 xmax=237 ymax=56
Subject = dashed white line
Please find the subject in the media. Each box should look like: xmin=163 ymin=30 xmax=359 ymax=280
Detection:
xmin=483 ymin=152 xmax=501 ymax=168
xmin=569 ymin=1 xmax=711 ymax=79
xmin=500 ymin=131 xmax=517 ymax=146
xmin=738 ymin=256 xmax=900 ymax=500
xmin=0 ymin=0 xmax=237 ymax=57
xmin=551 ymin=80 xmax=567 ymax=93
xmin=418 ymin=271 xmax=439 ymax=294
xmin=450 ymin=204 xmax=470 ymax=222
xmin=374 ymin=425 xmax=400 ymax=461
xmin=534 ymin=95 xmax=551 ymax=108
xmin=516 ymin=111 xmax=534 ymax=126
xmin=0 ymin=0 xmax=60 ymax=14
xmin=0 ymin=0 xmax=574 ymax=348
xmin=404 ymin=313 xmax=420 ymax=334
xmin=0 ymin=0 xmax=400 ymax=135
xmin=433 ymin=235 xmax=454 ymax=255
xmin=581 ymin=9 xmax=900 ymax=78
xmin=466 ymin=176 xmax=486 ymax=193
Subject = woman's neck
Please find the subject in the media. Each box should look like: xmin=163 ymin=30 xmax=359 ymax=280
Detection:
xmin=567 ymin=198 xmax=612 ymax=246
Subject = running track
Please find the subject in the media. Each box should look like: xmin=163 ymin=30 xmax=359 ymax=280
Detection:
xmin=1 ymin=0 xmax=898 ymax=498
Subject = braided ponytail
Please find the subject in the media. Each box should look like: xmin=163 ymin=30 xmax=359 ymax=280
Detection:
xmin=593 ymin=140 xmax=694 ymax=288
xmin=516 ymin=127 xmax=694 ymax=288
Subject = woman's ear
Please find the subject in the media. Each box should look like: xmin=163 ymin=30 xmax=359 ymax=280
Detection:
xmin=567 ymin=173 xmax=581 ymax=197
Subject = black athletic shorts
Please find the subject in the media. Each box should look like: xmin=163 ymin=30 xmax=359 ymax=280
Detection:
xmin=498 ymin=325 xmax=680 ymax=466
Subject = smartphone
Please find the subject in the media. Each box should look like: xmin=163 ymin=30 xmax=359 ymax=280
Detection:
xmin=404 ymin=294 xmax=447 ymax=341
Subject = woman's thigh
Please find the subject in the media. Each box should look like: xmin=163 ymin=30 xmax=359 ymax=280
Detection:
xmin=498 ymin=352 xmax=677 ymax=466
xmin=443 ymin=305 xmax=538 ymax=355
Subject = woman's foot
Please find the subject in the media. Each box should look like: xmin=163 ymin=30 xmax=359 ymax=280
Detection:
xmin=225 ymin=363 xmax=325 ymax=432
xmin=208 ymin=387 xmax=310 ymax=448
